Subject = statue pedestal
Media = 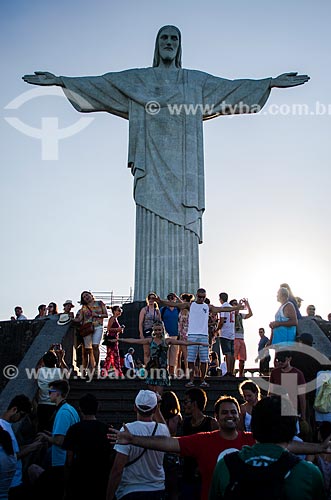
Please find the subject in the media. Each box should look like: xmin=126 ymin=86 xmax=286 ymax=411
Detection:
xmin=120 ymin=301 xmax=145 ymax=363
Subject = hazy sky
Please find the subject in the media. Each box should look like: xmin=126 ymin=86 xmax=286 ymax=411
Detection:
xmin=1 ymin=0 xmax=330 ymax=364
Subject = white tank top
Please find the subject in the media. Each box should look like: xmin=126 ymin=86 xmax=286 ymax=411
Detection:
xmin=220 ymin=302 xmax=235 ymax=340
xmin=187 ymin=301 xmax=209 ymax=336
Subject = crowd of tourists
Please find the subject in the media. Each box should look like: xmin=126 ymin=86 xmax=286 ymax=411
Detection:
xmin=1 ymin=383 xmax=331 ymax=500
xmin=2 ymin=283 xmax=331 ymax=498
xmin=8 ymin=284 xmax=331 ymax=385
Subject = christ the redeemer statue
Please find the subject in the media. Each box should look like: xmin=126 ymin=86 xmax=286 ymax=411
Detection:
xmin=23 ymin=25 xmax=309 ymax=301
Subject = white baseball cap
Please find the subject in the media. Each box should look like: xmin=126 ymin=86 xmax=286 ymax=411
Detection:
xmin=135 ymin=390 xmax=157 ymax=412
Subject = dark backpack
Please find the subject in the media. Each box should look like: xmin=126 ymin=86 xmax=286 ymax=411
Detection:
xmin=223 ymin=451 xmax=301 ymax=500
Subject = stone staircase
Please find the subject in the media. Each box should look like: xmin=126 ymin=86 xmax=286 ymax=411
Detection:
xmin=67 ymin=376 xmax=248 ymax=428
xmin=1 ymin=314 xmax=331 ymax=426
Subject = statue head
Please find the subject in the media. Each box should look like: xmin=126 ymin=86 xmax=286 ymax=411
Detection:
xmin=153 ymin=25 xmax=182 ymax=68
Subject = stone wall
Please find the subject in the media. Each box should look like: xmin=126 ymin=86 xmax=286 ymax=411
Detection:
xmin=0 ymin=317 xmax=73 ymax=415
xmin=0 ymin=319 xmax=45 ymax=390
xmin=297 ymin=317 xmax=331 ymax=359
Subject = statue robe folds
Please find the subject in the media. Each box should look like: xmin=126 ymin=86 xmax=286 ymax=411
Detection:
xmin=61 ymin=68 xmax=271 ymax=299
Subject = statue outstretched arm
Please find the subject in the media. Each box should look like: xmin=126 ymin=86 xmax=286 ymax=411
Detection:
xmin=270 ymin=72 xmax=310 ymax=88
xmin=23 ymin=71 xmax=130 ymax=117
xmin=22 ymin=71 xmax=63 ymax=87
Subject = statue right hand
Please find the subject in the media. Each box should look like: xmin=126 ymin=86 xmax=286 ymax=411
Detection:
xmin=22 ymin=71 xmax=63 ymax=87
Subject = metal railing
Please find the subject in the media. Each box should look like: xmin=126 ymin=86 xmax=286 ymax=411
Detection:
xmin=92 ymin=290 xmax=133 ymax=309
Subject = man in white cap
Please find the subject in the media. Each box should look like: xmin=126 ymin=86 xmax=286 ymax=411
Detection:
xmin=106 ymin=390 xmax=169 ymax=500
xmin=62 ymin=300 xmax=75 ymax=318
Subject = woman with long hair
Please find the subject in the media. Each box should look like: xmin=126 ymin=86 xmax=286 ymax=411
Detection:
xmin=160 ymin=391 xmax=183 ymax=436
xmin=74 ymin=291 xmax=108 ymax=373
xmin=102 ymin=305 xmax=124 ymax=377
xmin=238 ymin=379 xmax=261 ymax=432
xmin=208 ymin=351 xmax=219 ymax=376
xmin=115 ymin=320 xmax=208 ymax=394
xmin=138 ymin=292 xmax=161 ymax=364
xmin=47 ymin=302 xmax=58 ymax=315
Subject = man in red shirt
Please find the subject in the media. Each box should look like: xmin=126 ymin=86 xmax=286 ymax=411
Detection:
xmin=109 ymin=394 xmax=331 ymax=500
xmin=109 ymin=396 xmax=254 ymax=500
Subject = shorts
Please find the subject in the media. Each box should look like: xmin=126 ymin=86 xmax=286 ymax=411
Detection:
xmin=234 ymin=339 xmax=247 ymax=361
xmin=220 ymin=337 xmax=234 ymax=356
xmin=83 ymin=324 xmax=103 ymax=348
xmin=187 ymin=335 xmax=209 ymax=363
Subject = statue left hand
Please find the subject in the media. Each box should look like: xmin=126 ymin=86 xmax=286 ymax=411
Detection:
xmin=271 ymin=72 xmax=310 ymax=88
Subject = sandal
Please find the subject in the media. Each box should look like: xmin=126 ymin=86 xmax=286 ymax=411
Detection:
xmin=185 ymin=381 xmax=195 ymax=388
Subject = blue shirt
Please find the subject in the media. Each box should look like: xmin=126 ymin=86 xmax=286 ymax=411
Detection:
xmin=160 ymin=307 xmax=179 ymax=337
xmin=52 ymin=402 xmax=80 ymax=466
xmin=258 ymin=336 xmax=269 ymax=353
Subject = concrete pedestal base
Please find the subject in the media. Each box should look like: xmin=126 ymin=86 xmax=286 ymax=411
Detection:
xmin=120 ymin=301 xmax=145 ymax=363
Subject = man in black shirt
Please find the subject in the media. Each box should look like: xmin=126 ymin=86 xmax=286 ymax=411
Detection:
xmin=180 ymin=388 xmax=218 ymax=500
xmin=63 ymin=393 xmax=113 ymax=500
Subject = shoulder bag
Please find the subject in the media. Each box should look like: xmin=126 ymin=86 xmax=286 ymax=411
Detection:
xmin=79 ymin=305 xmax=95 ymax=338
